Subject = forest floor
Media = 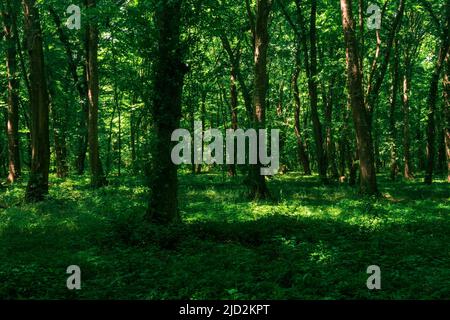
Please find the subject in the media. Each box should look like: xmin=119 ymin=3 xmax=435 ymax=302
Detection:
xmin=0 ymin=171 xmax=448 ymax=299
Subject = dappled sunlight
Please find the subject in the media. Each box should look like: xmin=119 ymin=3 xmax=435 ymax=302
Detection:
xmin=0 ymin=172 xmax=448 ymax=299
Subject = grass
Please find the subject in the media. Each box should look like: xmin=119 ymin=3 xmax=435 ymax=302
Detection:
xmin=0 ymin=171 xmax=448 ymax=299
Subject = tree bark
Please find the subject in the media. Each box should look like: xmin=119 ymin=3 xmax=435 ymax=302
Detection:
xmin=402 ymin=58 xmax=414 ymax=179
xmin=85 ymin=0 xmax=107 ymax=187
xmin=424 ymin=0 xmax=449 ymax=184
xmin=444 ymin=53 xmax=450 ymax=182
xmin=425 ymin=46 xmax=449 ymax=184
xmin=147 ymin=0 xmax=186 ymax=224
xmin=340 ymin=0 xmax=378 ymax=195
xmin=23 ymin=0 xmax=50 ymax=202
xmin=248 ymin=0 xmax=272 ymax=200
xmin=1 ymin=0 xmax=21 ymax=183
xmin=308 ymin=0 xmax=327 ymax=183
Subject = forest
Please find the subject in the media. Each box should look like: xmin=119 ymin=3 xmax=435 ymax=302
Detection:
xmin=0 ymin=0 xmax=448 ymax=300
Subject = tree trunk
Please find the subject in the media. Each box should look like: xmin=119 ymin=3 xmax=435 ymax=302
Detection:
xmin=220 ymin=35 xmax=253 ymax=125
xmin=85 ymin=0 xmax=107 ymax=187
xmin=46 ymin=62 xmax=69 ymax=179
xmin=424 ymin=0 xmax=449 ymax=184
xmin=402 ymin=60 xmax=414 ymax=179
xmin=147 ymin=0 xmax=186 ymax=224
xmin=228 ymin=67 xmax=238 ymax=177
xmin=1 ymin=0 xmax=21 ymax=183
xmin=292 ymin=67 xmax=311 ymax=175
xmin=425 ymin=46 xmax=449 ymax=184
xmin=195 ymin=91 xmax=206 ymax=174
xmin=389 ymin=41 xmax=400 ymax=181
xmin=340 ymin=0 xmax=378 ymax=195
xmin=54 ymin=126 xmax=68 ymax=178
xmin=248 ymin=0 xmax=272 ymax=200
xmin=308 ymin=0 xmax=327 ymax=182
xmin=49 ymin=6 xmax=88 ymax=176
xmin=323 ymin=77 xmax=339 ymax=179
xmin=366 ymin=0 xmax=404 ymax=121
xmin=444 ymin=53 xmax=450 ymax=182
xmin=23 ymin=0 xmax=50 ymax=202
xmin=295 ymin=0 xmax=327 ymax=182
xmin=106 ymin=100 xmax=118 ymax=175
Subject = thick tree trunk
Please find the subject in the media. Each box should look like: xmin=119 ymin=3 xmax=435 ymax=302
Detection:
xmin=340 ymin=0 xmax=378 ymax=195
xmin=147 ymin=0 xmax=186 ymax=224
xmin=23 ymin=0 xmax=50 ymax=202
xmin=85 ymin=0 xmax=107 ymax=187
xmin=2 ymin=0 xmax=21 ymax=183
xmin=248 ymin=0 xmax=272 ymax=200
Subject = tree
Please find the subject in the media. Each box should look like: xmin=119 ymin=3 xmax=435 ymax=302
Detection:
xmin=48 ymin=5 xmax=88 ymax=176
xmin=388 ymin=40 xmax=400 ymax=181
xmin=307 ymin=0 xmax=327 ymax=183
xmin=280 ymin=0 xmax=327 ymax=181
xmin=291 ymin=45 xmax=311 ymax=175
xmin=147 ymin=0 xmax=187 ymax=224
xmin=247 ymin=0 xmax=272 ymax=200
xmin=399 ymin=11 xmax=425 ymax=179
xmin=22 ymin=0 xmax=50 ymax=202
xmin=444 ymin=53 xmax=450 ymax=182
xmin=85 ymin=0 xmax=107 ymax=187
xmin=423 ymin=0 xmax=449 ymax=184
xmin=1 ymin=0 xmax=21 ymax=183
xmin=340 ymin=0 xmax=378 ymax=195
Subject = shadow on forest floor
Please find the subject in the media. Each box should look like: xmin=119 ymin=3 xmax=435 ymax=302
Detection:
xmin=0 ymin=172 xmax=448 ymax=299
